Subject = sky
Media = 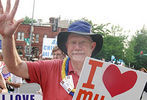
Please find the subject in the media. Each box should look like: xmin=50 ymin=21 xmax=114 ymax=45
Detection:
xmin=2 ymin=0 xmax=147 ymax=37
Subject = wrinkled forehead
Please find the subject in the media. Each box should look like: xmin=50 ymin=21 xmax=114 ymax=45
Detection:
xmin=67 ymin=33 xmax=92 ymax=41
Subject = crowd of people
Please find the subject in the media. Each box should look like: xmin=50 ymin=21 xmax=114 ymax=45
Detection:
xmin=0 ymin=51 xmax=23 ymax=93
xmin=0 ymin=0 xmax=146 ymax=100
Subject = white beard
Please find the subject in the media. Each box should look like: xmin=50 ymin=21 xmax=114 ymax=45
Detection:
xmin=71 ymin=52 xmax=86 ymax=63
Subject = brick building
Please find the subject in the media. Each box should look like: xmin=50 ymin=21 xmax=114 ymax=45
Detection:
xmin=15 ymin=20 xmax=68 ymax=60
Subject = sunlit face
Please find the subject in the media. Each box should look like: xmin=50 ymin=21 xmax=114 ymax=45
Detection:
xmin=52 ymin=49 xmax=65 ymax=60
xmin=66 ymin=34 xmax=96 ymax=62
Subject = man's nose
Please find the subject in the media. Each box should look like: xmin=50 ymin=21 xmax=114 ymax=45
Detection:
xmin=74 ymin=43 xmax=81 ymax=49
xmin=53 ymin=55 xmax=57 ymax=59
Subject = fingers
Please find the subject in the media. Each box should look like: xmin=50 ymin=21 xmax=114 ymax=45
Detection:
xmin=10 ymin=0 xmax=19 ymax=19
xmin=0 ymin=0 xmax=4 ymax=14
xmin=0 ymin=14 xmax=6 ymax=22
xmin=6 ymin=0 xmax=11 ymax=13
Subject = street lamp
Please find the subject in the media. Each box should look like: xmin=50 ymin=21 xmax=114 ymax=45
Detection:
xmin=29 ymin=0 xmax=35 ymax=58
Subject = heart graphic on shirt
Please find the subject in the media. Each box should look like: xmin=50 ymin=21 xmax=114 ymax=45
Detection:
xmin=103 ymin=64 xmax=137 ymax=97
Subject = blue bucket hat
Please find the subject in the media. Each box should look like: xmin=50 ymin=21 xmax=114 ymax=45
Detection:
xmin=57 ymin=21 xmax=103 ymax=57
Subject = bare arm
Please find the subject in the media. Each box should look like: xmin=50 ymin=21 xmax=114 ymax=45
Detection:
xmin=0 ymin=0 xmax=29 ymax=79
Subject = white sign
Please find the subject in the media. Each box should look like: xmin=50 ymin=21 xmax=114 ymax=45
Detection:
xmin=42 ymin=38 xmax=57 ymax=58
xmin=73 ymin=57 xmax=147 ymax=100
xmin=0 ymin=93 xmax=42 ymax=100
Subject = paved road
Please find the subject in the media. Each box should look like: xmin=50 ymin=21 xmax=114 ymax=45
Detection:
xmin=19 ymin=83 xmax=41 ymax=94
xmin=11 ymin=82 xmax=43 ymax=100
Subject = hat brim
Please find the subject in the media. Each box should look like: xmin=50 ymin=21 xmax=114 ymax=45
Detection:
xmin=57 ymin=31 xmax=103 ymax=57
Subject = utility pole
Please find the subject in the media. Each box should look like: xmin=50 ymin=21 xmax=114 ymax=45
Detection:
xmin=28 ymin=0 xmax=35 ymax=59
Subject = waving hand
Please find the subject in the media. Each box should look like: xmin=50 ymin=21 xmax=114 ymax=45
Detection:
xmin=0 ymin=0 xmax=23 ymax=37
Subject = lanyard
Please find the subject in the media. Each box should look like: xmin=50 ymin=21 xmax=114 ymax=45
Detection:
xmin=61 ymin=57 xmax=75 ymax=96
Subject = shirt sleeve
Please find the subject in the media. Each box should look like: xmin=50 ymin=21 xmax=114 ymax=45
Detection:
xmin=25 ymin=60 xmax=62 ymax=86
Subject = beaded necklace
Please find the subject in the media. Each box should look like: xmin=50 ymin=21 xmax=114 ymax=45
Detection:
xmin=61 ymin=57 xmax=76 ymax=96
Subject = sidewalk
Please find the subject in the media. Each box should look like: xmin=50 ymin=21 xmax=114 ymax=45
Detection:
xmin=19 ymin=83 xmax=41 ymax=94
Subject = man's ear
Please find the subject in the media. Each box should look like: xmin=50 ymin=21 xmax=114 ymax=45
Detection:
xmin=91 ymin=42 xmax=96 ymax=51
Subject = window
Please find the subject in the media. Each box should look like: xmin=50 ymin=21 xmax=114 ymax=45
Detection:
xmin=16 ymin=45 xmax=23 ymax=55
xmin=17 ymin=32 xmax=24 ymax=41
xmin=35 ymin=34 xmax=39 ymax=43
xmin=44 ymin=35 xmax=47 ymax=38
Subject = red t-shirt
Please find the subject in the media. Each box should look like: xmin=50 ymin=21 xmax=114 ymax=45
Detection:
xmin=26 ymin=59 xmax=79 ymax=100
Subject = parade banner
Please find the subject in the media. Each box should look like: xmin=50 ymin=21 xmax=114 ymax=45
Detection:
xmin=0 ymin=93 xmax=42 ymax=100
xmin=73 ymin=57 xmax=147 ymax=100
xmin=42 ymin=38 xmax=57 ymax=58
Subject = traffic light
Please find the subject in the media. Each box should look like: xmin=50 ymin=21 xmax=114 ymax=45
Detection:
xmin=52 ymin=18 xmax=58 ymax=32
xmin=32 ymin=33 xmax=35 ymax=43
xmin=140 ymin=51 xmax=143 ymax=55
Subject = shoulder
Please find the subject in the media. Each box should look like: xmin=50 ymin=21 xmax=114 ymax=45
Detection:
xmin=26 ymin=59 xmax=63 ymax=71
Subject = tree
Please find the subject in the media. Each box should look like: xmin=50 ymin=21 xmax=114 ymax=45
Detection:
xmin=125 ymin=26 xmax=147 ymax=69
xmin=22 ymin=16 xmax=37 ymax=24
xmin=97 ymin=35 xmax=125 ymax=61
xmin=124 ymin=37 xmax=136 ymax=67
xmin=81 ymin=18 xmax=111 ymax=36
xmin=133 ymin=27 xmax=147 ymax=69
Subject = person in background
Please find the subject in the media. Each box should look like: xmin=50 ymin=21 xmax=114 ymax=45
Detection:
xmin=1 ymin=66 xmax=13 ymax=93
xmin=0 ymin=52 xmax=5 ymax=72
xmin=6 ymin=73 xmax=22 ymax=93
xmin=52 ymin=46 xmax=66 ymax=60
xmin=2 ymin=66 xmax=22 ymax=93
xmin=0 ymin=51 xmax=22 ymax=93
xmin=0 ymin=73 xmax=8 ymax=93
xmin=139 ymin=67 xmax=147 ymax=100
xmin=140 ymin=67 xmax=147 ymax=73
xmin=0 ymin=51 xmax=8 ymax=93
xmin=0 ymin=0 xmax=103 ymax=100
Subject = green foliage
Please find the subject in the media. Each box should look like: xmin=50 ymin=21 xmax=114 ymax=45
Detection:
xmin=124 ymin=37 xmax=136 ymax=67
xmin=133 ymin=28 xmax=147 ymax=69
xmin=124 ymin=26 xmax=147 ymax=69
xmin=97 ymin=35 xmax=125 ymax=61
xmin=81 ymin=18 xmax=111 ymax=36
xmin=22 ymin=16 xmax=37 ymax=24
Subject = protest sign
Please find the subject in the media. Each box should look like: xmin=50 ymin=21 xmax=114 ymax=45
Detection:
xmin=0 ymin=93 xmax=42 ymax=100
xmin=42 ymin=38 xmax=57 ymax=58
xmin=73 ymin=57 xmax=147 ymax=100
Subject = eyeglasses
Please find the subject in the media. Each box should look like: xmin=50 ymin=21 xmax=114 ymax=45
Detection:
xmin=67 ymin=40 xmax=93 ymax=47
xmin=52 ymin=53 xmax=62 ymax=57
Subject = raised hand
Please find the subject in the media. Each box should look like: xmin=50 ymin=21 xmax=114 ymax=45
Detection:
xmin=0 ymin=0 xmax=23 ymax=38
